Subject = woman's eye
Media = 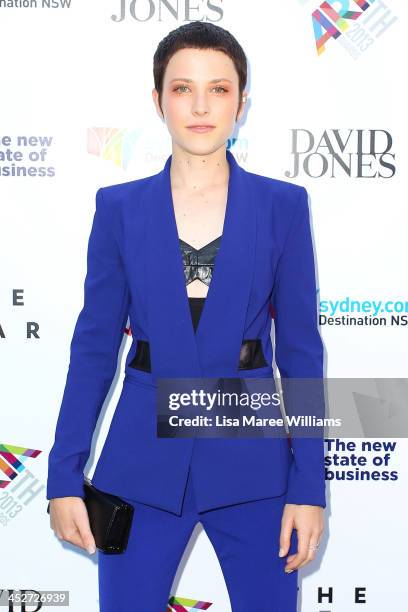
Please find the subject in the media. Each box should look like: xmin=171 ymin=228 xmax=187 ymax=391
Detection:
xmin=173 ymin=85 xmax=228 ymax=93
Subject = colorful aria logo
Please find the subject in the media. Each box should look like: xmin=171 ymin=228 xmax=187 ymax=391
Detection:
xmin=0 ymin=444 xmax=41 ymax=489
xmin=87 ymin=127 xmax=141 ymax=170
xmin=167 ymin=596 xmax=212 ymax=611
xmin=312 ymin=0 xmax=396 ymax=55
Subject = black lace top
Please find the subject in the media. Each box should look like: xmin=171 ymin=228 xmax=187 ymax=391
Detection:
xmin=179 ymin=236 xmax=222 ymax=286
xmin=179 ymin=235 xmax=222 ymax=332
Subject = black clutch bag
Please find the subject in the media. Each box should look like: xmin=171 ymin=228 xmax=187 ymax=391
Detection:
xmin=46 ymin=477 xmax=134 ymax=554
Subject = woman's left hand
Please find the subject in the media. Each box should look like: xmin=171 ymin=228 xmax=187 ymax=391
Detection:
xmin=279 ymin=503 xmax=324 ymax=572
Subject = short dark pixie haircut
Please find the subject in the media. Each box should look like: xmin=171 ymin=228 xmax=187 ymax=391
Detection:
xmin=153 ymin=21 xmax=247 ymax=116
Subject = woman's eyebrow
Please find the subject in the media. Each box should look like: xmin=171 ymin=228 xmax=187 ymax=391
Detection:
xmin=169 ymin=77 xmax=232 ymax=83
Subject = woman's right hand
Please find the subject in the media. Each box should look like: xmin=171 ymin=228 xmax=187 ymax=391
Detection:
xmin=48 ymin=497 xmax=96 ymax=555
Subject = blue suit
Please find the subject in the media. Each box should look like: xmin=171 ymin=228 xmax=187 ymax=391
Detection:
xmin=46 ymin=149 xmax=326 ymax=515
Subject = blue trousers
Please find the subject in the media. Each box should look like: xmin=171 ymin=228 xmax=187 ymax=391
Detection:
xmin=98 ymin=466 xmax=299 ymax=611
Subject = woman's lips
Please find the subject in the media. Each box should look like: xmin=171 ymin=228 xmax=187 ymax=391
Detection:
xmin=186 ymin=126 xmax=215 ymax=133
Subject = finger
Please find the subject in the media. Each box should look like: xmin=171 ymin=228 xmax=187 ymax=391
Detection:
xmin=79 ymin=527 xmax=96 ymax=554
xmin=58 ymin=525 xmax=85 ymax=550
xmin=74 ymin=508 xmax=96 ymax=554
xmin=285 ymin=529 xmax=311 ymax=572
xmin=297 ymin=533 xmax=321 ymax=569
xmin=279 ymin=520 xmax=294 ymax=558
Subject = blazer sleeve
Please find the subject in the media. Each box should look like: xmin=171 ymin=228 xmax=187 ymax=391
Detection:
xmin=46 ymin=187 xmax=130 ymax=500
xmin=271 ymin=186 xmax=326 ymax=508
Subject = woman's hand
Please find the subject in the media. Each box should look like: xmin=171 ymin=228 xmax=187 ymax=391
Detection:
xmin=279 ymin=503 xmax=324 ymax=572
xmin=49 ymin=497 xmax=96 ymax=555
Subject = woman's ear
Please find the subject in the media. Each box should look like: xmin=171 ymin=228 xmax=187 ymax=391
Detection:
xmin=152 ymin=88 xmax=165 ymax=121
xmin=236 ymin=91 xmax=248 ymax=122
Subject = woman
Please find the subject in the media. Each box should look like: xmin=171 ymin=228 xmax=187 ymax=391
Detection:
xmin=47 ymin=21 xmax=325 ymax=611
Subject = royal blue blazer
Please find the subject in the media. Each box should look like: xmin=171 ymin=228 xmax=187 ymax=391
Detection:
xmin=46 ymin=149 xmax=326 ymax=514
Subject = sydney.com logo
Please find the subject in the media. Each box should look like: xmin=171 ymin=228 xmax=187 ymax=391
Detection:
xmin=319 ymin=293 xmax=408 ymax=326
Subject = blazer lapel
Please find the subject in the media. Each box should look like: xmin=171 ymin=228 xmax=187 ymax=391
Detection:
xmin=144 ymin=149 xmax=256 ymax=380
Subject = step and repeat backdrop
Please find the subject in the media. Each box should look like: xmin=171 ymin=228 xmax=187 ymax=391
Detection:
xmin=1 ymin=1 xmax=407 ymax=611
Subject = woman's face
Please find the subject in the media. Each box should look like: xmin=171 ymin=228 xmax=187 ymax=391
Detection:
xmin=152 ymin=47 xmax=247 ymax=156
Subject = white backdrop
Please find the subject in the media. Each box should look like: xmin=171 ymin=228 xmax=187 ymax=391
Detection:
xmin=1 ymin=1 xmax=407 ymax=610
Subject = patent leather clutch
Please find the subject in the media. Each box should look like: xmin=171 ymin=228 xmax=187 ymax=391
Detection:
xmin=46 ymin=476 xmax=134 ymax=554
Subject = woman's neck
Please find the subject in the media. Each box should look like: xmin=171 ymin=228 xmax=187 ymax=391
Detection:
xmin=169 ymin=146 xmax=229 ymax=191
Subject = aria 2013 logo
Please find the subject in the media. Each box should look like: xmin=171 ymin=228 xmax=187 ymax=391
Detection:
xmin=301 ymin=0 xmax=398 ymax=58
